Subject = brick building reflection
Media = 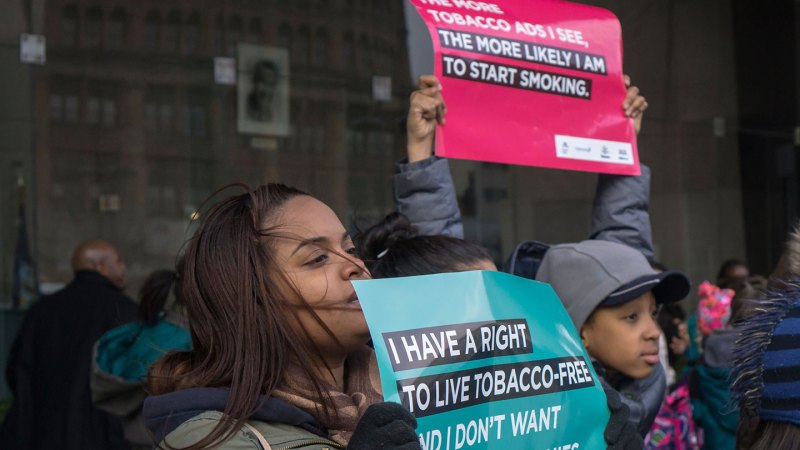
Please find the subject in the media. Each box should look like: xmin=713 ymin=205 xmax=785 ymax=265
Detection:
xmin=34 ymin=0 xmax=410 ymax=287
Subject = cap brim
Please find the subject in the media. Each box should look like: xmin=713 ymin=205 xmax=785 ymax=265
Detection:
xmin=652 ymin=271 xmax=692 ymax=304
xmin=601 ymin=271 xmax=691 ymax=307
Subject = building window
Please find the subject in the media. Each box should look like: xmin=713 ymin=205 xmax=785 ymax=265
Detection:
xmin=144 ymin=102 xmax=173 ymax=132
xmin=86 ymin=97 xmax=100 ymax=124
xmin=311 ymin=0 xmax=326 ymax=13
xmin=145 ymin=87 xmax=175 ymax=133
xmin=249 ymin=17 xmax=263 ymax=43
xmin=107 ymin=9 xmax=126 ymax=50
xmin=183 ymin=105 xmax=207 ymax=136
xmin=358 ymin=34 xmax=371 ymax=74
xmin=145 ymin=10 xmax=161 ymax=51
xmin=386 ymin=45 xmax=396 ymax=76
xmin=295 ymin=26 xmax=310 ymax=65
xmin=374 ymin=39 xmax=393 ymax=75
xmin=159 ymin=104 xmax=173 ymax=131
xmin=343 ymin=32 xmax=355 ymax=71
xmin=62 ymin=6 xmax=79 ymax=46
xmin=313 ymin=28 xmax=328 ymax=67
xmin=144 ymin=103 xmax=158 ymax=130
xmin=102 ymin=99 xmax=117 ymax=127
xmin=184 ymin=90 xmax=208 ymax=137
xmin=164 ymin=11 xmax=181 ymax=53
xmin=85 ymin=7 xmax=103 ymax=48
xmin=185 ymin=12 xmax=201 ymax=53
xmin=228 ymin=15 xmax=243 ymax=56
xmin=64 ymin=95 xmax=80 ymax=123
xmin=49 ymin=94 xmax=64 ymax=122
xmin=214 ymin=14 xmax=224 ymax=54
xmin=278 ymin=23 xmax=291 ymax=49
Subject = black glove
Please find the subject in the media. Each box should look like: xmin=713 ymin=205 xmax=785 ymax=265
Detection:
xmin=348 ymin=402 xmax=421 ymax=450
xmin=604 ymin=386 xmax=644 ymax=450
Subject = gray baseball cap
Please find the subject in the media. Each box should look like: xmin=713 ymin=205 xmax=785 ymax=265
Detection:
xmin=535 ymin=240 xmax=690 ymax=329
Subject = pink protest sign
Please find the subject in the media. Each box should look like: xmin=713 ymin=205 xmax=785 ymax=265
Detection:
xmin=409 ymin=0 xmax=640 ymax=175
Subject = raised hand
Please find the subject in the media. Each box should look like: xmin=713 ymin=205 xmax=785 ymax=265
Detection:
xmin=407 ymin=75 xmax=447 ymax=163
xmin=622 ymin=74 xmax=648 ymax=136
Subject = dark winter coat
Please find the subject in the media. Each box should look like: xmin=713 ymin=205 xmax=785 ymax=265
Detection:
xmin=0 ymin=270 xmax=138 ymax=450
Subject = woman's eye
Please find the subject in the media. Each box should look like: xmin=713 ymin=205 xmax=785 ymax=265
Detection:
xmin=345 ymin=247 xmax=358 ymax=255
xmin=624 ymin=313 xmax=638 ymax=322
xmin=306 ymin=254 xmax=328 ymax=266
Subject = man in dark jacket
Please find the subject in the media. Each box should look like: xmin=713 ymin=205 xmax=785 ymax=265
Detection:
xmin=0 ymin=240 xmax=137 ymax=450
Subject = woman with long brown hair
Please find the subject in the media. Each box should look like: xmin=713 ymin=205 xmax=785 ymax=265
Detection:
xmin=142 ymin=184 xmax=420 ymax=450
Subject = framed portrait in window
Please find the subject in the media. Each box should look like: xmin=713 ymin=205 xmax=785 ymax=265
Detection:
xmin=237 ymin=43 xmax=290 ymax=136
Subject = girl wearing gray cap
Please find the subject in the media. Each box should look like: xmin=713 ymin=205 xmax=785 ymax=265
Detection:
xmin=392 ymin=75 xmax=690 ymax=438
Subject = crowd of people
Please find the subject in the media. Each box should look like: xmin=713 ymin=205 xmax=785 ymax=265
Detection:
xmin=1 ymin=74 xmax=799 ymax=450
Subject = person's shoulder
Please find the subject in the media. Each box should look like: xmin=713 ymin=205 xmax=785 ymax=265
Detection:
xmin=23 ymin=289 xmax=66 ymax=317
xmin=163 ymin=411 xmax=341 ymax=450
xmin=163 ymin=411 xmax=258 ymax=449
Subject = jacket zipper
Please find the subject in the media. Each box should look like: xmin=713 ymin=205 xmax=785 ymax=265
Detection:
xmin=274 ymin=439 xmax=346 ymax=450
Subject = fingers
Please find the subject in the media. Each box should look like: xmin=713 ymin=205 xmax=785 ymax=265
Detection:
xmin=410 ymin=94 xmax=446 ymax=126
xmin=410 ymin=91 xmax=444 ymax=122
xmin=417 ymin=74 xmax=440 ymax=91
xmin=626 ymin=96 xmax=648 ymax=118
xmin=621 ymin=75 xmax=648 ymax=119
xmin=622 ymin=84 xmax=639 ymax=109
xmin=415 ymin=75 xmax=446 ymax=124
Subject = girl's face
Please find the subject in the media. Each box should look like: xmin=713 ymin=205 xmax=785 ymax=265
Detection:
xmin=580 ymin=291 xmax=661 ymax=380
xmin=273 ymin=196 xmax=371 ymax=358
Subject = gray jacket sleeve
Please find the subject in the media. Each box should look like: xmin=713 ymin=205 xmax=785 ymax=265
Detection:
xmin=393 ymin=156 xmax=464 ymax=238
xmin=589 ymin=165 xmax=655 ymax=260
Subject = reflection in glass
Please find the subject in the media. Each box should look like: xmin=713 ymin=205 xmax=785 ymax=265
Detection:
xmin=107 ymin=9 xmax=126 ymax=50
xmin=145 ymin=10 xmax=161 ymax=51
xmin=62 ymin=6 xmax=78 ymax=46
xmin=85 ymin=7 xmax=103 ymax=48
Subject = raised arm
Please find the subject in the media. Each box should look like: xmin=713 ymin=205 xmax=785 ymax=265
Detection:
xmin=393 ymin=75 xmax=464 ymax=238
xmin=590 ymin=75 xmax=655 ymax=260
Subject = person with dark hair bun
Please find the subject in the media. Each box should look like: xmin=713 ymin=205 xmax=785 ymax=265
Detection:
xmin=356 ymin=212 xmax=495 ymax=278
xmin=91 ymin=263 xmax=191 ymax=450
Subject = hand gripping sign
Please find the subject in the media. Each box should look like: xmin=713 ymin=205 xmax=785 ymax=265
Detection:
xmin=354 ymin=271 xmax=609 ymax=450
xmin=409 ymin=0 xmax=640 ymax=175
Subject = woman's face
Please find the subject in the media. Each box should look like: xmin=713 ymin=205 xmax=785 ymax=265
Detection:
xmin=273 ymin=196 xmax=371 ymax=358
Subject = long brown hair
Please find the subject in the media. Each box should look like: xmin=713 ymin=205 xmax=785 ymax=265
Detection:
xmin=148 ymin=183 xmax=347 ymax=449
xmin=738 ymin=418 xmax=800 ymax=450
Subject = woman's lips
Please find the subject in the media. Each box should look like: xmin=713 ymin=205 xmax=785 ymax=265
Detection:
xmin=347 ymin=292 xmax=360 ymax=305
xmin=641 ymin=353 xmax=660 ymax=365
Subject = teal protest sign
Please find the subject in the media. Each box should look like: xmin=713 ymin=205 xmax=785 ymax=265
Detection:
xmin=354 ymin=271 xmax=609 ymax=450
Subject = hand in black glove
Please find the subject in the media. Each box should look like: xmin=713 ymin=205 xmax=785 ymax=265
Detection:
xmin=604 ymin=386 xmax=644 ymax=450
xmin=348 ymin=402 xmax=421 ymax=450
